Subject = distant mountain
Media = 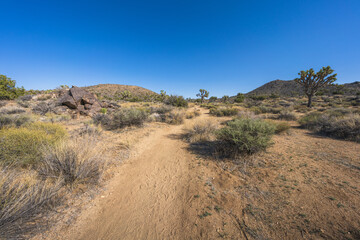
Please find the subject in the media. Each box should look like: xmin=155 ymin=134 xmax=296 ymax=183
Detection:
xmin=82 ymin=84 xmax=157 ymax=100
xmin=246 ymin=80 xmax=360 ymax=97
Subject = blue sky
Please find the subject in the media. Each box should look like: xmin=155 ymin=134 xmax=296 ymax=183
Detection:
xmin=1 ymin=0 xmax=359 ymax=98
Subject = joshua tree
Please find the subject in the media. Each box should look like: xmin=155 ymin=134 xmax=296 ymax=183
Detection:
xmin=295 ymin=66 xmax=337 ymax=108
xmin=196 ymin=89 xmax=209 ymax=103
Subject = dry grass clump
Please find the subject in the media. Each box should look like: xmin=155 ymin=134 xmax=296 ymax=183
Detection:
xmin=184 ymin=120 xmax=218 ymax=143
xmin=300 ymin=111 xmax=360 ymax=142
xmin=185 ymin=109 xmax=201 ymax=119
xmin=0 ymin=122 xmax=67 ymax=166
xmin=237 ymin=110 xmax=261 ymax=119
xmin=278 ymin=110 xmax=297 ymax=121
xmin=0 ymin=168 xmax=61 ymax=239
xmin=209 ymin=107 xmax=238 ymax=117
xmin=215 ymin=118 xmax=275 ymax=157
xmin=0 ymin=101 xmax=7 ymax=108
xmin=265 ymin=120 xmax=291 ymax=134
xmin=0 ymin=106 xmax=26 ymax=114
xmin=165 ymin=110 xmax=186 ymax=124
xmin=38 ymin=136 xmax=105 ymax=186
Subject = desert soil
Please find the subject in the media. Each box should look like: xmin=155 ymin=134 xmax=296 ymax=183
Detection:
xmin=37 ymin=110 xmax=360 ymax=240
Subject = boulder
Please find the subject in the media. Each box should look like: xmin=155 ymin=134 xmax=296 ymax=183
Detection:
xmin=60 ymin=94 xmax=77 ymax=109
xmin=60 ymin=86 xmax=103 ymax=115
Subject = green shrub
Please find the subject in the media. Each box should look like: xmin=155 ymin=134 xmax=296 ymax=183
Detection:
xmin=0 ymin=75 xmax=26 ymax=100
xmin=164 ymin=95 xmax=188 ymax=107
xmin=209 ymin=107 xmax=238 ymax=117
xmin=215 ymin=118 xmax=275 ymax=157
xmin=100 ymin=108 xmax=107 ymax=114
xmin=0 ymin=122 xmax=67 ymax=166
xmin=234 ymin=93 xmax=245 ymax=103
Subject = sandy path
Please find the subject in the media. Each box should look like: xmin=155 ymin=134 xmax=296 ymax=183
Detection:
xmin=60 ymin=116 xmax=204 ymax=240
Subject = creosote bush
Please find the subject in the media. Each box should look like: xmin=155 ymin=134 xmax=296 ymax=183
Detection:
xmin=164 ymin=95 xmax=188 ymax=107
xmin=0 ymin=122 xmax=67 ymax=166
xmin=215 ymin=118 xmax=275 ymax=157
xmin=38 ymin=136 xmax=104 ymax=186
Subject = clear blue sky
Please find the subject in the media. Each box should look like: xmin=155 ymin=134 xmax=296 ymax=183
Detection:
xmin=1 ymin=0 xmax=359 ymax=98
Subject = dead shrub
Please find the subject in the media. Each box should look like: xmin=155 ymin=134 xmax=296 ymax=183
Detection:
xmin=165 ymin=110 xmax=185 ymax=124
xmin=184 ymin=120 xmax=218 ymax=142
xmin=0 ymin=106 xmax=26 ymax=114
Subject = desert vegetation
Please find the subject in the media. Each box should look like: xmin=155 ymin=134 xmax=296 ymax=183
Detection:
xmin=0 ymin=72 xmax=359 ymax=239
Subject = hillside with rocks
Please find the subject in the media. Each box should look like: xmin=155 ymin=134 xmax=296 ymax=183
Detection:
xmin=246 ymin=79 xmax=360 ymax=97
xmin=82 ymin=84 xmax=158 ymax=101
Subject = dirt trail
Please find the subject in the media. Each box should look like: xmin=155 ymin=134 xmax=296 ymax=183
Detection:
xmin=59 ymin=114 xmax=206 ymax=240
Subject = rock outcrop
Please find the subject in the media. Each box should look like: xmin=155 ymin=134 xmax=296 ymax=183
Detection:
xmin=59 ymin=86 xmax=102 ymax=116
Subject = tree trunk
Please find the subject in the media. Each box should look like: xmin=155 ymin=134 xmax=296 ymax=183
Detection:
xmin=307 ymin=94 xmax=313 ymax=108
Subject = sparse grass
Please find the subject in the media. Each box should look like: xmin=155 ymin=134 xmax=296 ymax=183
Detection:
xmin=38 ymin=136 xmax=104 ymax=186
xmin=215 ymin=118 xmax=275 ymax=157
xmin=184 ymin=120 xmax=218 ymax=142
xmin=0 ymin=122 xmax=67 ymax=166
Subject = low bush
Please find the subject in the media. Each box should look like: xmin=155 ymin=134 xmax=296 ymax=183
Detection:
xmin=38 ymin=136 xmax=104 ymax=186
xmin=0 ymin=122 xmax=67 ymax=166
xmin=0 ymin=106 xmax=26 ymax=114
xmin=150 ymin=105 xmax=173 ymax=114
xmin=93 ymin=108 xmax=149 ymax=130
xmin=184 ymin=120 xmax=218 ymax=143
xmin=0 ymin=101 xmax=7 ymax=108
xmin=32 ymin=101 xmax=55 ymax=115
xmin=0 ymin=168 xmax=61 ymax=238
xmin=17 ymin=100 xmax=31 ymax=108
xmin=299 ymin=111 xmax=360 ymax=142
xmin=215 ymin=118 xmax=275 ymax=157
xmin=209 ymin=107 xmax=238 ymax=117
xmin=0 ymin=114 xmax=33 ymax=129
xmin=278 ymin=110 xmax=297 ymax=121
xmin=164 ymin=95 xmax=188 ymax=107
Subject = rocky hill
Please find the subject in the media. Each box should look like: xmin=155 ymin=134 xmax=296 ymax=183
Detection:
xmin=82 ymin=84 xmax=158 ymax=101
xmin=246 ymin=80 xmax=360 ymax=97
